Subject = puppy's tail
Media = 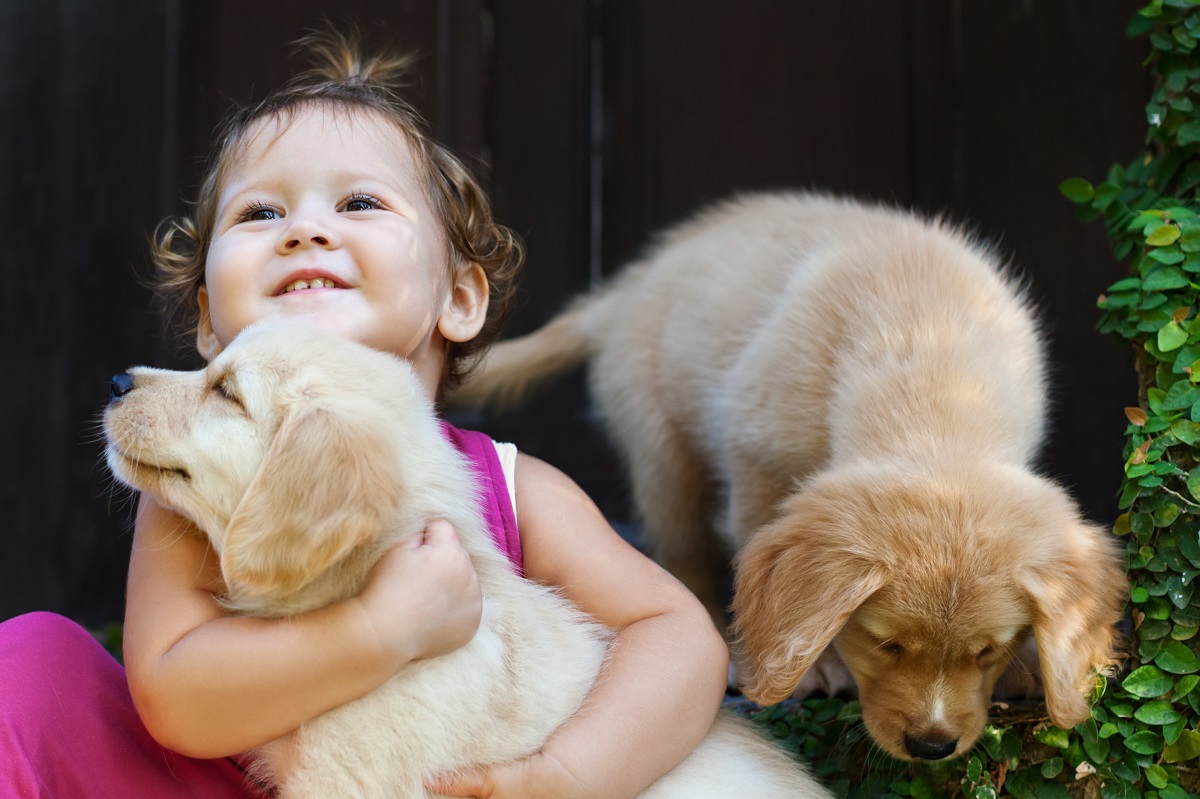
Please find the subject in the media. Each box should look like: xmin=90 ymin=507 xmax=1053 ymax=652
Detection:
xmin=453 ymin=299 xmax=596 ymax=410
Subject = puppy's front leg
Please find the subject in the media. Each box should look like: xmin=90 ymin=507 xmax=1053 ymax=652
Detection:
xmin=791 ymin=647 xmax=857 ymax=699
xmin=992 ymin=636 xmax=1042 ymax=700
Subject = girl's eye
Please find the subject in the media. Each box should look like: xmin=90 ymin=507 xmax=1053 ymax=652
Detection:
xmin=342 ymin=193 xmax=381 ymax=212
xmin=238 ymin=204 xmax=279 ymax=222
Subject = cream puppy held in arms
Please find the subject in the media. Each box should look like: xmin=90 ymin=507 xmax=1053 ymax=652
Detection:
xmin=104 ymin=321 xmax=833 ymax=799
xmin=453 ymin=191 xmax=1129 ymax=761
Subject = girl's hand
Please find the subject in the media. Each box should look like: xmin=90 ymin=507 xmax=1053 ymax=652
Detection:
xmin=426 ymin=751 xmax=589 ymax=799
xmin=359 ymin=519 xmax=482 ymax=664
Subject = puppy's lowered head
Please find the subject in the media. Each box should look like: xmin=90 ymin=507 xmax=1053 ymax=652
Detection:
xmin=105 ymin=320 xmax=476 ymax=616
xmin=732 ymin=458 xmax=1126 ymax=761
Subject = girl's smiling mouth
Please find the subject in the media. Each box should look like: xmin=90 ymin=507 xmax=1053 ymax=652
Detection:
xmin=274 ymin=272 xmax=349 ymax=295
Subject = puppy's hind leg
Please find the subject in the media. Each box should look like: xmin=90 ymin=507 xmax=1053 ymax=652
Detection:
xmin=616 ymin=417 xmax=726 ymax=633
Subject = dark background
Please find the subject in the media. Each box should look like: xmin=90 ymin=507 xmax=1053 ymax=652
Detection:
xmin=1 ymin=0 xmax=1146 ymax=625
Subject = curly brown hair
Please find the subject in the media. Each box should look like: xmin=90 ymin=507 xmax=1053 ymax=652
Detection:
xmin=149 ymin=28 xmax=522 ymax=390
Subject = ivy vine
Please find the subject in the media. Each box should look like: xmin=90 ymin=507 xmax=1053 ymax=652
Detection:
xmin=748 ymin=3 xmax=1200 ymax=798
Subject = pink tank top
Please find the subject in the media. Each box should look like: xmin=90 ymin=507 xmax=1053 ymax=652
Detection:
xmin=441 ymin=423 xmax=523 ymax=575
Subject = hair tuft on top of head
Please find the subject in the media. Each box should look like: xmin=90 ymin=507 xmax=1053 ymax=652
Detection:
xmin=291 ymin=25 xmax=418 ymax=91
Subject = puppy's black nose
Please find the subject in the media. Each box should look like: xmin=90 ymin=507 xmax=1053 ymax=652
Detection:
xmin=903 ymin=734 xmax=958 ymax=760
xmin=109 ymin=371 xmax=135 ymax=403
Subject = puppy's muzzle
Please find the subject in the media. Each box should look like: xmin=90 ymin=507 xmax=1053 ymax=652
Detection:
xmin=109 ymin=371 xmax=135 ymax=403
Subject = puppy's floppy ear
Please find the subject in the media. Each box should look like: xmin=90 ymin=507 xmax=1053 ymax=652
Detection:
xmin=732 ymin=490 xmax=887 ymax=705
xmin=1021 ymin=519 xmax=1126 ymax=729
xmin=220 ymin=397 xmax=398 ymax=598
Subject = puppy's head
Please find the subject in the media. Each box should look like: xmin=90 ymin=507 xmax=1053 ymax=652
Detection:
xmin=105 ymin=321 xmax=433 ymax=606
xmin=732 ymin=460 xmax=1125 ymax=761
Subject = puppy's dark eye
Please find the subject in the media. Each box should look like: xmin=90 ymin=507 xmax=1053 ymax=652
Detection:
xmin=976 ymin=645 xmax=996 ymax=663
xmin=882 ymin=641 xmax=903 ymax=658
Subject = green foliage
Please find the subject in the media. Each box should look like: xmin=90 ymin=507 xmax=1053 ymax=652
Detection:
xmin=746 ymin=3 xmax=1200 ymax=797
xmin=1035 ymin=0 xmax=1200 ymax=794
xmin=88 ymin=620 xmax=123 ymax=663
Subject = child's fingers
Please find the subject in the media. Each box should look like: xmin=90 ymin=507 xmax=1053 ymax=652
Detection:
xmin=421 ymin=517 xmax=457 ymax=546
xmin=426 ymin=767 xmax=491 ymax=797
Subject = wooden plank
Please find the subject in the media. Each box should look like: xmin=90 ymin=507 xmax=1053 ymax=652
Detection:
xmin=954 ymin=0 xmax=1147 ymax=520
xmin=457 ymin=0 xmax=626 ymax=518
xmin=600 ymin=0 xmax=911 ymax=271
xmin=173 ymin=1 xmax=448 ymax=212
xmin=0 ymin=0 xmax=175 ymax=622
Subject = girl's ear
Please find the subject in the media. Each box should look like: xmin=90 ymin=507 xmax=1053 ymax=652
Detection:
xmin=437 ymin=262 xmax=489 ymax=343
xmin=196 ymin=285 xmax=223 ymax=362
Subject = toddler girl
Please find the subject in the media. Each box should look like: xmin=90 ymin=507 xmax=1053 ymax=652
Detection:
xmin=0 ymin=31 xmax=727 ymax=799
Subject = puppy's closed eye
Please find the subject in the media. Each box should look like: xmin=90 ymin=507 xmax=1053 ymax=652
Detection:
xmin=210 ymin=374 xmax=246 ymax=411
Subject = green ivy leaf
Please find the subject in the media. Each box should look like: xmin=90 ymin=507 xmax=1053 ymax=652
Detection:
xmin=1160 ymin=320 xmax=1190 ymax=351
xmin=1183 ymin=226 xmax=1200 ymax=252
xmin=1144 ymin=266 xmax=1191 ymax=290
xmin=1148 ymin=596 xmax=1175 ymax=619
xmin=1060 ymin=178 xmax=1095 ymax=203
xmin=1110 ymin=276 xmax=1144 ymax=292
xmin=1039 ymin=757 xmax=1063 ymax=779
xmin=1163 ymin=714 xmax=1187 ymax=745
xmin=1109 ymin=701 xmax=1134 ymax=720
xmin=1140 ymin=618 xmax=1174 ymax=639
xmin=1163 ymin=728 xmax=1200 ymax=762
xmin=1178 ymin=525 xmax=1200 ymax=565
xmin=1123 ymin=729 xmax=1166 ymax=754
xmin=1123 ymin=664 xmax=1174 ymax=697
xmin=1156 ymin=640 xmax=1200 ymax=672
xmin=1144 ymin=763 xmax=1170 ymax=789
xmin=1150 ymin=246 xmax=1187 ymax=263
xmin=1163 ymin=379 xmax=1200 ymax=408
xmin=1084 ymin=734 xmax=1111 ymax=763
xmin=971 ymin=785 xmax=997 ymax=799
xmin=1149 ymin=223 xmax=1184 ymax=245
xmin=1134 ymin=698 xmax=1183 ymax=724
xmin=1154 ymin=502 xmax=1183 ymax=527
xmin=1166 ymin=623 xmax=1195 ymax=643
xmin=1102 ymin=778 xmax=1141 ymax=799
xmin=1175 ymin=603 xmax=1200 ymax=626
xmin=1034 ymin=725 xmax=1071 ymax=749
xmin=1159 ymin=784 xmax=1195 ymax=799
xmin=1166 ymin=574 xmax=1195 ymax=608
xmin=1172 ymin=674 xmax=1199 ymax=699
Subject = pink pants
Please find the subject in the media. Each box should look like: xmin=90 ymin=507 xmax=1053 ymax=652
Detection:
xmin=0 ymin=612 xmax=267 ymax=799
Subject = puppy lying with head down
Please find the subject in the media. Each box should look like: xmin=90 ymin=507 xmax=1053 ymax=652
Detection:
xmin=454 ymin=192 xmax=1128 ymax=761
xmin=103 ymin=320 xmax=827 ymax=799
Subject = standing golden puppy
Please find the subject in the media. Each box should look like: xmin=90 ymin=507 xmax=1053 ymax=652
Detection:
xmin=456 ymin=192 xmax=1127 ymax=760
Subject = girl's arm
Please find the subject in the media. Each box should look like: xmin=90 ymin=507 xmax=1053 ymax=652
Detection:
xmin=432 ymin=454 xmax=729 ymax=799
xmin=123 ymin=494 xmax=481 ymax=758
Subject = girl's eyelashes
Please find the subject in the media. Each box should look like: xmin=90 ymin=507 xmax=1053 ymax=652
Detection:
xmin=236 ymin=201 xmax=281 ymax=223
xmin=230 ymin=191 xmax=383 ymax=223
xmin=341 ymin=192 xmax=383 ymax=212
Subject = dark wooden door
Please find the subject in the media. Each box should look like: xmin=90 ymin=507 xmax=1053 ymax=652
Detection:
xmin=1 ymin=0 xmax=1146 ymax=624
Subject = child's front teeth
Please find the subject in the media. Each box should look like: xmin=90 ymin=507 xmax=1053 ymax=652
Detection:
xmin=283 ymin=278 xmax=336 ymax=292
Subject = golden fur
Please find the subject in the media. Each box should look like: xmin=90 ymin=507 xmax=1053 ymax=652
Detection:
xmin=104 ymin=320 xmax=830 ymax=798
xmin=454 ymin=192 xmax=1128 ymax=760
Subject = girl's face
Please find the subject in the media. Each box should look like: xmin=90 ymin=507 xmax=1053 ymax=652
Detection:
xmin=199 ymin=106 xmax=486 ymax=394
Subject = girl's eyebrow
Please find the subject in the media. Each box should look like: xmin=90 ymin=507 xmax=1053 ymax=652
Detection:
xmin=215 ymin=181 xmax=271 ymax=215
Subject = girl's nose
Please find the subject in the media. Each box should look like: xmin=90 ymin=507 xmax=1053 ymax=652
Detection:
xmin=277 ymin=216 xmax=337 ymax=253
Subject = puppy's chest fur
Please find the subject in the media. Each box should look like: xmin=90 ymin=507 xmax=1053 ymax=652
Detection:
xmin=230 ymin=440 xmax=611 ymax=797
